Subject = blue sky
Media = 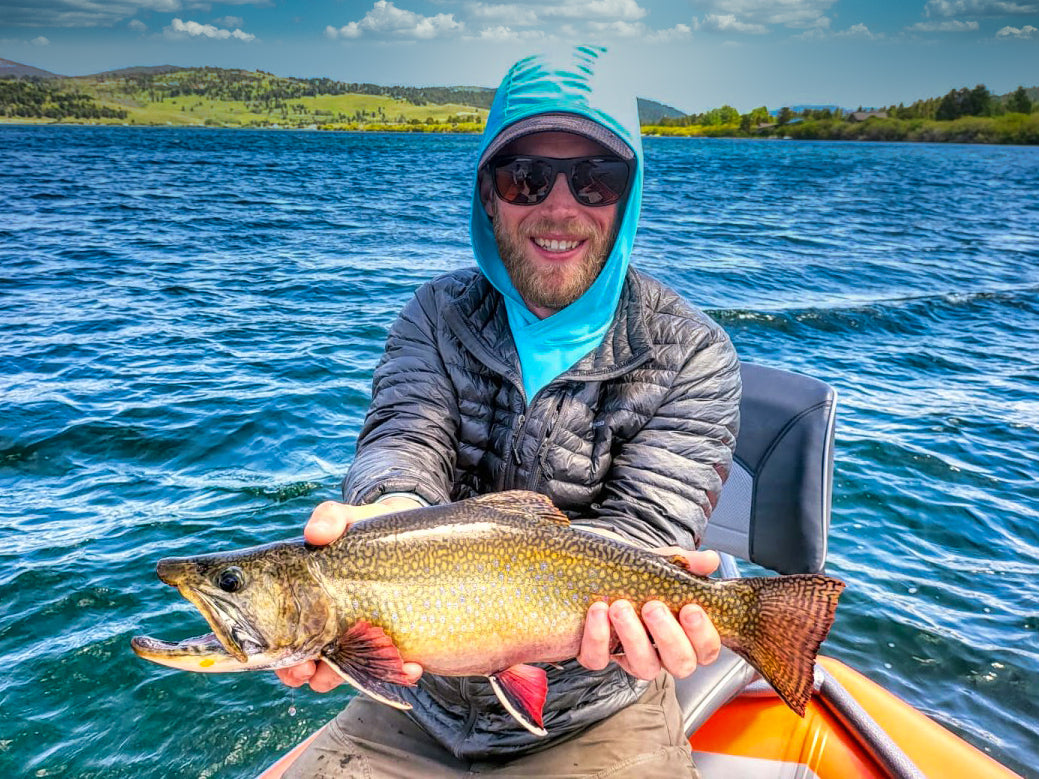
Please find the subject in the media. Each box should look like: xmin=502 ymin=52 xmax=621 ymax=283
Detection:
xmin=1 ymin=0 xmax=1036 ymax=112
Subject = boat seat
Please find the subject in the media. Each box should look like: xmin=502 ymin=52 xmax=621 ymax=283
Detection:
xmin=677 ymin=362 xmax=838 ymax=735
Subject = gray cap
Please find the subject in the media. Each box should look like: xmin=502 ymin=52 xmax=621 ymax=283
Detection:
xmin=478 ymin=112 xmax=634 ymax=168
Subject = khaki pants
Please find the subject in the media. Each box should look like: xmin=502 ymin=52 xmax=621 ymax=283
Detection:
xmin=283 ymin=673 xmax=698 ymax=778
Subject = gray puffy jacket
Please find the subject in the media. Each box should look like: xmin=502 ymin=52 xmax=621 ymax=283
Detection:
xmin=342 ymin=266 xmax=741 ymax=758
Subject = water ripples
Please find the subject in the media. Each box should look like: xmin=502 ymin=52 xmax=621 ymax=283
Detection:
xmin=1 ymin=127 xmax=1037 ymax=777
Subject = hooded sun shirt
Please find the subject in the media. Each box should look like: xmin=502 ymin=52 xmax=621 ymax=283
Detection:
xmin=470 ymin=46 xmax=645 ymax=402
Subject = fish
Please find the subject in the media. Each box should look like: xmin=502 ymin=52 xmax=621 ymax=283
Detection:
xmin=131 ymin=490 xmax=845 ymax=735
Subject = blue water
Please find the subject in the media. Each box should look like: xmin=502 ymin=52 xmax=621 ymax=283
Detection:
xmin=1 ymin=126 xmax=1037 ymax=777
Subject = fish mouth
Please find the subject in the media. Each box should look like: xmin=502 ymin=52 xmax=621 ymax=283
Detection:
xmin=176 ymin=585 xmax=267 ymax=663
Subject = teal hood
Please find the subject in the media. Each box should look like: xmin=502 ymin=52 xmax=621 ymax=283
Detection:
xmin=470 ymin=46 xmax=644 ymax=402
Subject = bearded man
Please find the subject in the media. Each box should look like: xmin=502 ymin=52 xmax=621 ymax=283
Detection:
xmin=279 ymin=46 xmax=742 ymax=778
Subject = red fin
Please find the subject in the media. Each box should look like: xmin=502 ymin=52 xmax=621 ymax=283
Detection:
xmin=321 ymin=620 xmax=414 ymax=710
xmin=488 ymin=664 xmax=548 ymax=737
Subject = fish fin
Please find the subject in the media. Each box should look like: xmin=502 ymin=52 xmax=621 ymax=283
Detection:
xmin=321 ymin=620 xmax=415 ymax=710
xmin=488 ymin=663 xmax=549 ymax=737
xmin=470 ymin=491 xmax=570 ymax=526
xmin=719 ymin=574 xmax=845 ymax=716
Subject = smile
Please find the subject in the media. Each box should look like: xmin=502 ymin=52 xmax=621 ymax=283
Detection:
xmin=533 ymin=237 xmax=582 ymax=253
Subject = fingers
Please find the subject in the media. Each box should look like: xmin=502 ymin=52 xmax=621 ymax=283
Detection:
xmin=304 ymin=498 xmax=423 ymax=546
xmin=609 ymin=600 xmax=661 ymax=680
xmin=304 ymin=501 xmax=355 ymax=546
xmin=275 ymin=661 xmax=316 ymax=688
xmin=653 ymin=546 xmax=721 ymax=577
xmin=601 ymin=599 xmax=722 ymax=681
xmin=679 ymin=604 xmax=720 ymax=667
xmin=641 ymin=601 xmax=698 ymax=678
xmin=576 ymin=601 xmax=612 ymax=671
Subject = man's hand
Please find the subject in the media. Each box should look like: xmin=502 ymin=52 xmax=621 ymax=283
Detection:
xmin=274 ymin=496 xmax=425 ymax=692
xmin=576 ymin=546 xmax=721 ymax=681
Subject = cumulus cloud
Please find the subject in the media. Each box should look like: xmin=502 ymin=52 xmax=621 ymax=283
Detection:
xmin=697 ymin=12 xmax=769 ymax=33
xmin=127 ymin=18 xmax=146 ymax=31
xmin=467 ymin=3 xmax=540 ymax=26
xmin=163 ymin=18 xmax=256 ymax=41
xmin=1 ymin=0 xmax=272 ymax=28
xmin=543 ymin=0 xmax=647 ymax=21
xmin=213 ymin=16 xmax=245 ymax=28
xmin=30 ymin=35 xmax=51 ymax=45
xmin=925 ymin=0 xmax=1038 ymax=17
xmin=688 ymin=0 xmax=837 ymax=30
xmin=907 ymin=19 xmax=980 ymax=30
xmin=326 ymin=0 xmax=463 ymax=39
xmin=472 ymin=24 xmax=546 ymax=40
xmin=833 ymin=22 xmax=880 ymax=37
xmin=996 ymin=23 xmax=1038 ymax=35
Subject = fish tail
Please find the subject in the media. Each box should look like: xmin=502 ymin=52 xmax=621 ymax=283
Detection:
xmin=715 ymin=574 xmax=845 ymax=716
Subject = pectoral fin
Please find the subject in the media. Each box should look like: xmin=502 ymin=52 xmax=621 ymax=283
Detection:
xmin=321 ymin=620 xmax=415 ymax=710
xmin=488 ymin=663 xmax=548 ymax=737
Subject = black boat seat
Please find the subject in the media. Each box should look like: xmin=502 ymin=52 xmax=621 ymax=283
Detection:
xmin=677 ymin=362 xmax=838 ymax=736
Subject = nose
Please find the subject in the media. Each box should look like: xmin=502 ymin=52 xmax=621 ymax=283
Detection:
xmin=156 ymin=557 xmax=197 ymax=586
xmin=539 ymin=171 xmax=580 ymax=213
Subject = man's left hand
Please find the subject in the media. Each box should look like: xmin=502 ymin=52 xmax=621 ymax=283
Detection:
xmin=576 ymin=548 xmax=721 ymax=680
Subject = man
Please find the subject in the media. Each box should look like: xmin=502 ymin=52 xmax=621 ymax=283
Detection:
xmin=280 ymin=46 xmax=741 ymax=777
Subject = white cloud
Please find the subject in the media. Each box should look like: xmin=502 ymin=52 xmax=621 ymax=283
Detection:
xmin=467 ymin=3 xmax=540 ymax=26
xmin=834 ymin=22 xmax=879 ymax=37
xmin=213 ymin=16 xmax=245 ymax=28
xmin=996 ymin=23 xmax=1038 ymax=35
xmin=326 ymin=0 xmax=463 ymax=39
xmin=688 ymin=0 xmax=837 ymax=29
xmin=907 ymin=19 xmax=980 ymax=30
xmin=163 ymin=18 xmax=256 ymax=41
xmin=648 ymin=22 xmax=693 ymax=41
xmin=925 ymin=0 xmax=1038 ymax=16
xmin=30 ymin=35 xmax=51 ymax=45
xmin=697 ymin=13 xmax=769 ymax=33
xmin=543 ymin=0 xmax=647 ymax=21
xmin=127 ymin=18 xmax=147 ymax=32
xmin=472 ymin=24 xmax=546 ymax=40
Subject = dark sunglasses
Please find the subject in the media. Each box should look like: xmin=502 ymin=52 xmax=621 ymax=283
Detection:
xmin=487 ymin=154 xmax=631 ymax=207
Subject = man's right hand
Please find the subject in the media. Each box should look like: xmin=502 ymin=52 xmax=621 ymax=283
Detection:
xmin=274 ymin=496 xmax=425 ymax=692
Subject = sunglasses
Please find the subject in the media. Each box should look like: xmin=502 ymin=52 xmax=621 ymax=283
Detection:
xmin=487 ymin=155 xmax=631 ymax=207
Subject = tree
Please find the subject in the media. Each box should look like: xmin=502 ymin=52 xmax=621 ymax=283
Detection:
xmin=777 ymin=106 xmax=793 ymax=125
xmin=968 ymin=84 xmax=992 ymax=117
xmin=1007 ymin=86 xmax=1033 ymax=114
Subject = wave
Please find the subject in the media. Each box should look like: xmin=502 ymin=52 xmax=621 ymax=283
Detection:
xmin=710 ymin=285 xmax=1039 ymax=335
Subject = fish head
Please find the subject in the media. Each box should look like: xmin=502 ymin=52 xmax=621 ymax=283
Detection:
xmin=132 ymin=541 xmax=334 ymax=673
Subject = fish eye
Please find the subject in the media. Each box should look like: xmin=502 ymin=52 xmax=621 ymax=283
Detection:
xmin=216 ymin=567 xmax=245 ymax=593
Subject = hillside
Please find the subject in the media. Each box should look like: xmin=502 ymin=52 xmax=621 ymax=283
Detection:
xmin=0 ymin=59 xmax=683 ymax=130
xmin=0 ymin=57 xmax=61 ymax=79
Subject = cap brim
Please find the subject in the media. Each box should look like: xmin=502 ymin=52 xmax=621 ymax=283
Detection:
xmin=478 ymin=113 xmax=634 ymax=168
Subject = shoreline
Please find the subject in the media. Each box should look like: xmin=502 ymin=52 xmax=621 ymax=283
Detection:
xmin=3 ymin=118 xmax=1038 ymax=146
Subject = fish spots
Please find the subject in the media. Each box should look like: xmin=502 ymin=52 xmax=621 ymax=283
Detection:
xmin=200 ymin=659 xmax=215 ymax=668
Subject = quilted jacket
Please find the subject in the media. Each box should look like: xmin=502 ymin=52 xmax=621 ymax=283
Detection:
xmin=341 ymin=266 xmax=741 ymax=758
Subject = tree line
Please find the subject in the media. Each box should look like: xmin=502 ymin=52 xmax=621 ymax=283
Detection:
xmin=110 ymin=67 xmax=495 ymax=108
xmin=652 ymin=84 xmax=1035 ymax=131
xmin=0 ymin=79 xmax=127 ymax=120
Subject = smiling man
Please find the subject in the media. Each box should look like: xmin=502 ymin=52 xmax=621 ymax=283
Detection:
xmin=279 ymin=46 xmax=742 ymax=777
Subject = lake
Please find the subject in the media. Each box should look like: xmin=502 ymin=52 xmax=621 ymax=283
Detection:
xmin=1 ymin=126 xmax=1037 ymax=777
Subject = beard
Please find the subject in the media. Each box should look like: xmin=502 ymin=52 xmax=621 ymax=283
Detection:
xmin=492 ymin=212 xmax=614 ymax=313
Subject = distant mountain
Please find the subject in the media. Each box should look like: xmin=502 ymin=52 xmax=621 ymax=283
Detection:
xmin=638 ymin=98 xmax=685 ymax=124
xmin=0 ymin=57 xmax=61 ymax=79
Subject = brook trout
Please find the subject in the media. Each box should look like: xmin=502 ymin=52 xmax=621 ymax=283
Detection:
xmin=132 ymin=490 xmax=844 ymax=734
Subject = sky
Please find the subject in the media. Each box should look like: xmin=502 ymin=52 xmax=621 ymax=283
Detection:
xmin=0 ymin=0 xmax=1037 ymax=112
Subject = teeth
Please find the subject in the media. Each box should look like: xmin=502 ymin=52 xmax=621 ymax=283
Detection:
xmin=534 ymin=237 xmax=580 ymax=252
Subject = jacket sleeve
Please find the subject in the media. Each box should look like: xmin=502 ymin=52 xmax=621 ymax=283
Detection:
xmin=576 ymin=332 xmax=741 ymax=550
xmin=341 ymin=284 xmax=459 ymax=507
